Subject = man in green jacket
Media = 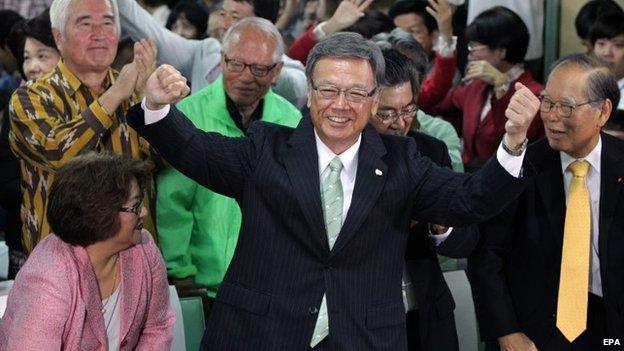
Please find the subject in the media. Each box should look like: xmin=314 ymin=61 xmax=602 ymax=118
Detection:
xmin=156 ymin=18 xmax=302 ymax=298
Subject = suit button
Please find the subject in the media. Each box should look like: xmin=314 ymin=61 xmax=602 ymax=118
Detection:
xmin=309 ymin=306 xmax=319 ymax=315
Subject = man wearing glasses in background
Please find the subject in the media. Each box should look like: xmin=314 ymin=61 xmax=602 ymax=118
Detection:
xmin=155 ymin=18 xmax=301 ymax=303
xmin=368 ymin=47 xmax=478 ymax=351
xmin=468 ymin=54 xmax=624 ymax=351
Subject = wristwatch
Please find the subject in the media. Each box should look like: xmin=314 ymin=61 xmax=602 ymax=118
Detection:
xmin=502 ymin=138 xmax=528 ymax=156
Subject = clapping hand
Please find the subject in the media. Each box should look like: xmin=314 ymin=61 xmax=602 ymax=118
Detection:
xmin=135 ymin=39 xmax=157 ymax=97
xmin=144 ymin=65 xmax=190 ymax=110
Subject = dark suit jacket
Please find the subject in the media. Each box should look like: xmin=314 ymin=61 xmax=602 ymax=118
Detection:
xmin=467 ymin=135 xmax=624 ymax=349
xmin=128 ymin=105 xmax=526 ymax=351
xmin=406 ymin=131 xmax=479 ymax=351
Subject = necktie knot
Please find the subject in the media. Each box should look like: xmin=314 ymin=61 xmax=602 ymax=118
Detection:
xmin=569 ymin=160 xmax=589 ymax=178
xmin=329 ymin=157 xmax=343 ymax=173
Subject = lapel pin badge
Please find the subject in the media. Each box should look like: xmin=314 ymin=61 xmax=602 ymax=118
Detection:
xmin=618 ymin=177 xmax=623 ymax=184
xmin=375 ymin=169 xmax=383 ymax=176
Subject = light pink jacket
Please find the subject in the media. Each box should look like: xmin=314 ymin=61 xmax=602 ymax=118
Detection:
xmin=0 ymin=230 xmax=175 ymax=350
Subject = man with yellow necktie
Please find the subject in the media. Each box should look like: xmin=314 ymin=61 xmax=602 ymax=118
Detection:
xmin=468 ymin=54 xmax=624 ymax=351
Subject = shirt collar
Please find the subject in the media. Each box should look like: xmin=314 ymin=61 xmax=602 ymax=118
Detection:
xmin=315 ymin=131 xmax=361 ymax=182
xmin=57 ymin=59 xmax=115 ymax=97
xmin=560 ymin=136 xmax=602 ymax=176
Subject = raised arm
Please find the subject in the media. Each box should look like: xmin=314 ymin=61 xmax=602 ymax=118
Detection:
xmin=127 ymin=65 xmax=260 ymax=199
xmin=9 ymin=65 xmax=137 ymax=171
xmin=116 ymin=0 xmax=216 ymax=79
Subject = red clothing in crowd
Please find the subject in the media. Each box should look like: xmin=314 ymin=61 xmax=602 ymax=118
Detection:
xmin=432 ymin=71 xmax=544 ymax=163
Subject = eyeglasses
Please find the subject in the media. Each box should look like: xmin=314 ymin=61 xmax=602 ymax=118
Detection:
xmin=311 ymin=82 xmax=377 ymax=103
xmin=375 ymin=104 xmax=418 ymax=124
xmin=223 ymin=54 xmax=279 ymax=77
xmin=119 ymin=195 xmax=143 ymax=216
xmin=539 ymin=95 xmax=603 ymax=118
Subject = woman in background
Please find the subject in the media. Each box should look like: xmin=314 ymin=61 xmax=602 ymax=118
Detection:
xmin=0 ymin=153 xmax=175 ymax=350
xmin=0 ymin=9 xmax=61 ymax=278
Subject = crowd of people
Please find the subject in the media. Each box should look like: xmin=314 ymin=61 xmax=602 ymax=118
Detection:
xmin=0 ymin=0 xmax=623 ymax=350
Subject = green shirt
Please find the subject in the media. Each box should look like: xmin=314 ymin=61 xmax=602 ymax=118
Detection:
xmin=156 ymin=75 xmax=302 ymax=297
xmin=417 ymin=111 xmax=464 ymax=172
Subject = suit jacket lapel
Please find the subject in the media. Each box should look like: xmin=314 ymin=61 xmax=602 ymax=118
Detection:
xmin=331 ymin=125 xmax=387 ymax=258
xmin=534 ymin=143 xmax=566 ymax=247
xmin=283 ymin=116 xmax=328 ymax=253
xmin=73 ymin=246 xmax=107 ymax=346
xmin=598 ymin=134 xmax=624 ymax=274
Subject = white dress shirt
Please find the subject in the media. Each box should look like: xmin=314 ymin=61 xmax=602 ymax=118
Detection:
xmin=315 ymin=132 xmax=360 ymax=223
xmin=560 ymin=138 xmax=603 ymax=297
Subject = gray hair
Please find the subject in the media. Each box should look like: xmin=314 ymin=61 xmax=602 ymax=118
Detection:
xmin=306 ymin=32 xmax=385 ymax=86
xmin=221 ymin=17 xmax=284 ymax=62
xmin=551 ymin=54 xmax=620 ymax=118
xmin=50 ymin=0 xmax=120 ymax=39
xmin=372 ymin=28 xmax=429 ymax=81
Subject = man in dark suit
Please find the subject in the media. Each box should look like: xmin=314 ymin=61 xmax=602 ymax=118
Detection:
xmin=468 ymin=54 xmax=624 ymax=351
xmin=129 ymin=32 xmax=539 ymax=350
xmin=369 ymin=47 xmax=479 ymax=351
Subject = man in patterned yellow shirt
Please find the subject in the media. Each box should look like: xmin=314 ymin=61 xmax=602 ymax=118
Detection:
xmin=9 ymin=0 xmax=158 ymax=253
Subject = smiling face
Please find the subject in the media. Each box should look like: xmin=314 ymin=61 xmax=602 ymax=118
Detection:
xmin=541 ymin=65 xmax=611 ymax=158
xmin=221 ymin=28 xmax=282 ymax=110
xmin=372 ymin=82 xmax=416 ymax=136
xmin=54 ymin=0 xmax=118 ymax=76
xmin=23 ymin=37 xmax=60 ymax=81
xmin=308 ymin=57 xmax=379 ymax=154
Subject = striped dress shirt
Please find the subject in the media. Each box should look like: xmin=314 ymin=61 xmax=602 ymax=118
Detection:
xmin=8 ymin=60 xmax=157 ymax=252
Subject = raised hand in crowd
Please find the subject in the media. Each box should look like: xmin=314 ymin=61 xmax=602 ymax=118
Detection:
xmin=463 ymin=59 xmax=508 ymax=98
xmin=144 ymin=64 xmax=190 ymax=110
xmin=98 ymin=61 xmax=138 ymax=116
xmin=135 ymin=39 xmax=158 ymax=97
xmin=504 ymin=82 xmax=541 ymax=148
xmin=426 ymin=0 xmax=455 ymax=43
xmin=322 ymin=0 xmax=375 ymax=36
xmin=276 ymin=0 xmax=301 ymax=31
xmin=498 ymin=332 xmax=539 ymax=351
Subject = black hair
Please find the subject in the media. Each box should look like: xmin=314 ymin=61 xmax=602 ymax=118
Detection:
xmin=575 ymin=0 xmax=623 ymax=41
xmin=243 ymin=0 xmax=280 ymax=24
xmin=166 ymin=0 xmax=209 ymax=39
xmin=345 ymin=10 xmax=395 ymax=39
xmin=381 ymin=47 xmax=420 ymax=94
xmin=48 ymin=153 xmax=151 ymax=247
xmin=388 ymin=0 xmax=437 ymax=34
xmin=589 ymin=11 xmax=624 ymax=45
xmin=0 ymin=10 xmax=23 ymax=48
xmin=465 ymin=6 xmax=529 ymax=64
xmin=6 ymin=9 xmax=57 ymax=80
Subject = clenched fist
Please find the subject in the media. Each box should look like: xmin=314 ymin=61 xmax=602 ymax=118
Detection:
xmin=144 ymin=64 xmax=190 ymax=110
